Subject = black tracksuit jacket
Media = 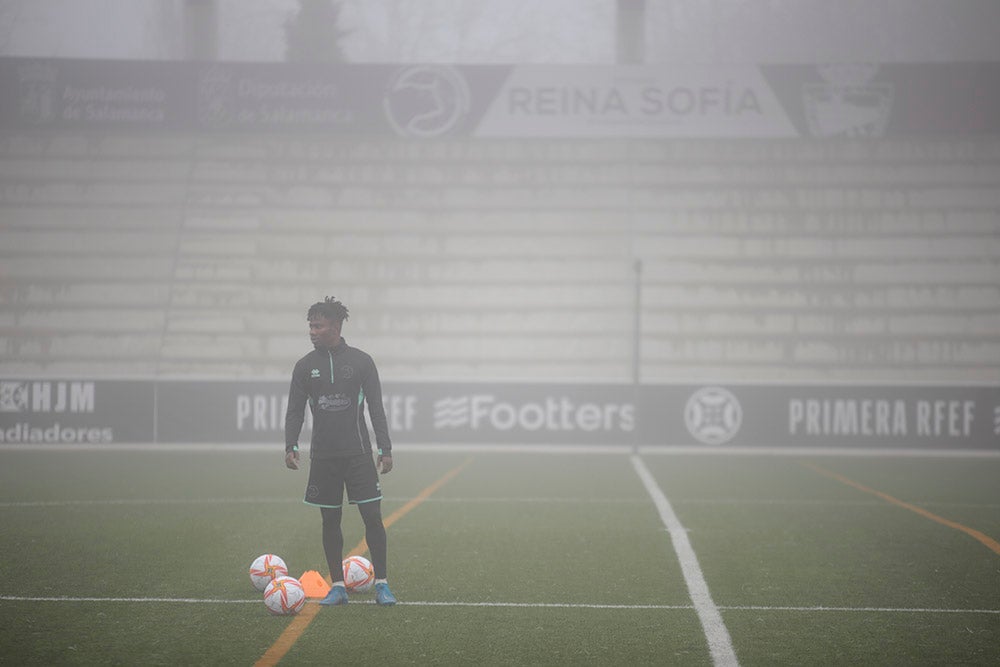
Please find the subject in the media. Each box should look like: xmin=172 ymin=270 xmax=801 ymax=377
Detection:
xmin=284 ymin=338 xmax=392 ymax=459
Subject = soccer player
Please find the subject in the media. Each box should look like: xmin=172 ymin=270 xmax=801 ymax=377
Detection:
xmin=284 ymin=297 xmax=397 ymax=606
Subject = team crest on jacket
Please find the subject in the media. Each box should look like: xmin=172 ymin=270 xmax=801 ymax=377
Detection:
xmin=340 ymin=365 xmax=354 ymax=379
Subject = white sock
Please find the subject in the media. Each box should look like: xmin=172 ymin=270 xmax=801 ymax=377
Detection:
xmin=332 ymin=581 xmax=346 ymax=589
xmin=375 ymin=578 xmax=387 ymax=585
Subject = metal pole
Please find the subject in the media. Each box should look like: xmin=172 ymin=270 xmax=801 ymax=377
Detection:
xmin=632 ymin=258 xmax=642 ymax=385
xmin=631 ymin=258 xmax=643 ymax=452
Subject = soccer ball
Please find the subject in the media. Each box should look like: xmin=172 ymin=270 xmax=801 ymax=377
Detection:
xmin=342 ymin=555 xmax=375 ymax=593
xmin=263 ymin=576 xmax=306 ymax=615
xmin=249 ymin=554 xmax=288 ymax=592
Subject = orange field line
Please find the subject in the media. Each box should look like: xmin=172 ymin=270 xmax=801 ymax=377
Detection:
xmin=802 ymin=462 xmax=1000 ymax=556
xmin=254 ymin=458 xmax=474 ymax=667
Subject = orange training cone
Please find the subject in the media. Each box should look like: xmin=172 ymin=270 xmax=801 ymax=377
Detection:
xmin=299 ymin=570 xmax=331 ymax=598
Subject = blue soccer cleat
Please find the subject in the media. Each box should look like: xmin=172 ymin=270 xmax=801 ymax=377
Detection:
xmin=374 ymin=582 xmax=397 ymax=606
xmin=319 ymin=585 xmax=349 ymax=606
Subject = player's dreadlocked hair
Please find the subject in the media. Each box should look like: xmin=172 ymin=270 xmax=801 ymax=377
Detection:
xmin=307 ymin=296 xmax=350 ymax=323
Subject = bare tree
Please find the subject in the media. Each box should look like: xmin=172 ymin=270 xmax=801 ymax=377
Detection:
xmin=285 ymin=0 xmax=350 ymax=62
xmin=0 ymin=0 xmax=34 ymax=54
xmin=342 ymin=0 xmax=612 ymax=63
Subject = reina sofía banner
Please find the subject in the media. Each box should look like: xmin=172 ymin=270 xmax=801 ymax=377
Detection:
xmin=2 ymin=58 xmax=999 ymax=138
xmin=1 ymin=378 xmax=998 ymax=450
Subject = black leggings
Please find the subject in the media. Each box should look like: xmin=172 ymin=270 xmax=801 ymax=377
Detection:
xmin=321 ymin=502 xmax=388 ymax=581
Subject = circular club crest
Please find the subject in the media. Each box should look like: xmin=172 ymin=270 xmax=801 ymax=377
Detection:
xmin=383 ymin=65 xmax=470 ymax=138
xmin=684 ymin=386 xmax=742 ymax=445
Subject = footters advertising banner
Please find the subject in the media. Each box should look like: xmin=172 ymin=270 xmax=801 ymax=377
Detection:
xmin=1 ymin=379 xmax=998 ymax=450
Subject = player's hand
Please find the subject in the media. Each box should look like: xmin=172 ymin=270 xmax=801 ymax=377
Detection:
xmin=377 ymin=454 xmax=393 ymax=474
xmin=285 ymin=449 xmax=299 ymax=470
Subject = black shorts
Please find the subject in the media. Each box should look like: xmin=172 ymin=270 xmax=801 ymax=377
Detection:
xmin=304 ymin=454 xmax=382 ymax=508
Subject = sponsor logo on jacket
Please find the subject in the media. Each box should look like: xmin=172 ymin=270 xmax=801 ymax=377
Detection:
xmin=318 ymin=394 xmax=351 ymax=412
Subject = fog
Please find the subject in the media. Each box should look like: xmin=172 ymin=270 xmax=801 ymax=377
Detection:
xmin=5 ymin=0 xmax=1000 ymax=63
xmin=1 ymin=2 xmax=998 ymax=445
xmin=1 ymin=13 xmax=998 ymax=667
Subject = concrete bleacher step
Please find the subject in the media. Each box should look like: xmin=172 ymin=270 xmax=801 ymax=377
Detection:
xmin=1 ymin=257 xmax=175 ymax=279
xmin=0 ymin=157 xmax=189 ymax=182
xmin=3 ymin=283 xmax=172 ymax=306
xmin=0 ymin=182 xmax=185 ymax=206
xmin=159 ymin=334 xmax=264 ymax=359
xmin=0 ymin=230 xmax=175 ymax=254
xmin=0 ymin=358 xmax=161 ymax=376
xmin=13 ymin=309 xmax=165 ymax=331
xmin=0 ymin=206 xmax=182 ymax=230
xmin=639 ymin=335 xmax=1000 ymax=367
xmin=4 ymin=333 xmax=163 ymax=359
xmin=165 ymin=314 xmax=247 ymax=333
xmin=265 ymin=333 xmax=628 ymax=363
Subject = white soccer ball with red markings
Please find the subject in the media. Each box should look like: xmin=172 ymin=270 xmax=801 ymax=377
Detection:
xmin=263 ymin=576 xmax=306 ymax=615
xmin=249 ymin=554 xmax=288 ymax=592
xmin=342 ymin=555 xmax=375 ymax=593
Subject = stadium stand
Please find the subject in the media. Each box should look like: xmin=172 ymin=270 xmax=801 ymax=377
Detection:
xmin=1 ymin=132 xmax=998 ymax=381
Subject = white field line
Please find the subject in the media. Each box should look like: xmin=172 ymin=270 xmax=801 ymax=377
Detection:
xmin=2 ymin=443 xmax=1000 ymax=458
xmin=725 ymin=605 xmax=1000 ymax=614
xmin=0 ymin=497 xmax=299 ymax=508
xmin=1 ymin=596 xmax=998 ymax=615
xmin=631 ymin=455 xmax=739 ymax=667
xmin=5 ymin=496 xmax=997 ymax=510
xmin=676 ymin=498 xmax=1000 ymax=510
xmin=0 ymin=496 xmax=648 ymax=508
xmin=0 ymin=596 xmax=262 ymax=604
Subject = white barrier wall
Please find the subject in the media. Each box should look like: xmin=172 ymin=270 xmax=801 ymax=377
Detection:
xmin=1 ymin=378 xmax=997 ymax=449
